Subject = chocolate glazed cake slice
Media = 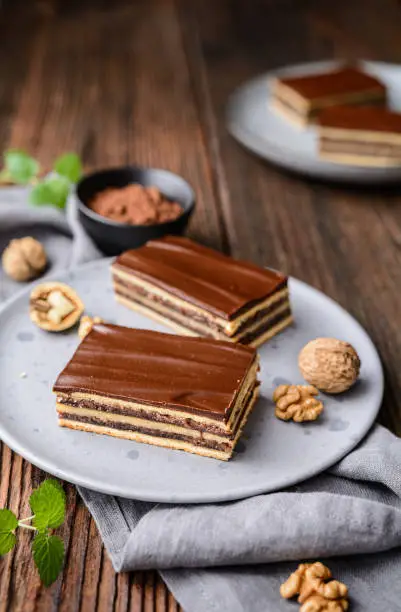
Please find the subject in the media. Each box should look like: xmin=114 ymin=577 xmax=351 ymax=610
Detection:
xmin=318 ymin=106 xmax=401 ymax=166
xmin=53 ymin=323 xmax=260 ymax=461
xmin=111 ymin=236 xmax=292 ymax=348
xmin=270 ymin=66 xmax=386 ymax=127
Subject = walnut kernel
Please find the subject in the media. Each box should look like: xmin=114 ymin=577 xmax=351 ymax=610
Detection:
xmin=273 ymin=384 xmax=323 ymax=422
xmin=299 ymin=338 xmax=360 ymax=394
xmin=78 ymin=315 xmax=104 ymax=340
xmin=30 ymin=282 xmax=84 ymax=332
xmin=2 ymin=237 xmax=47 ymax=282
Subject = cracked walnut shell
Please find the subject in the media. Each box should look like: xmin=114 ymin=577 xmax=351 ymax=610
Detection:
xmin=299 ymin=337 xmax=361 ymax=394
xmin=273 ymin=384 xmax=323 ymax=422
xmin=2 ymin=237 xmax=47 ymax=282
xmin=280 ymin=562 xmax=348 ymax=612
xmin=30 ymin=282 xmax=84 ymax=332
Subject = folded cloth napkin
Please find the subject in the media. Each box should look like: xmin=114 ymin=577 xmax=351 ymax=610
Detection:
xmin=1 ymin=189 xmax=401 ymax=612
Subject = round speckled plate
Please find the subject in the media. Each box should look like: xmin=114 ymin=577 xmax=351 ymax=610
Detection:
xmin=227 ymin=60 xmax=401 ymax=183
xmin=0 ymin=259 xmax=383 ymax=503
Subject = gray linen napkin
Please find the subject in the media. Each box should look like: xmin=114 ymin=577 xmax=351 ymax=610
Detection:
xmin=1 ymin=189 xmax=401 ymax=612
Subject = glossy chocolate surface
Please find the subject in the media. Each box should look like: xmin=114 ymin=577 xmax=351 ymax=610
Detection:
xmin=280 ymin=66 xmax=386 ymax=101
xmin=112 ymin=236 xmax=287 ymax=319
xmin=53 ymin=324 xmax=256 ymax=419
xmin=319 ymin=106 xmax=401 ymax=133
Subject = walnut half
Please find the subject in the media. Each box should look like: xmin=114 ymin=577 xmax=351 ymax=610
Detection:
xmin=280 ymin=562 xmax=349 ymax=611
xmin=30 ymin=282 xmax=84 ymax=332
xmin=273 ymin=384 xmax=323 ymax=422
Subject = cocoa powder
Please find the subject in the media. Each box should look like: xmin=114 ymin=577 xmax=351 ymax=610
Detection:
xmin=89 ymin=184 xmax=183 ymax=225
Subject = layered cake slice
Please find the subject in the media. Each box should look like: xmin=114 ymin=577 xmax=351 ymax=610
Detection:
xmin=270 ymin=66 xmax=386 ymax=127
xmin=54 ymin=323 xmax=259 ymax=460
xmin=318 ymin=106 xmax=401 ymax=166
xmin=111 ymin=236 xmax=292 ymax=348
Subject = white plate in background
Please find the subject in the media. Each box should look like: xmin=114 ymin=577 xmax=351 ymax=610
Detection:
xmin=227 ymin=60 xmax=401 ymax=183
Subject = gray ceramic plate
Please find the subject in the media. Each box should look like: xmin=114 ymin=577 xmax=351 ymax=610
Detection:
xmin=0 ymin=259 xmax=383 ymax=503
xmin=227 ymin=60 xmax=401 ymax=183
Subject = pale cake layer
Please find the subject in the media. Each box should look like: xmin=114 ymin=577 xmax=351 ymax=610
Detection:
xmin=115 ymin=293 xmax=291 ymax=346
xmin=270 ymin=98 xmax=309 ymax=127
xmin=57 ymin=377 xmax=258 ymax=445
xmin=113 ymin=278 xmax=290 ymax=341
xmin=319 ymin=151 xmax=401 ymax=167
xmin=112 ymin=267 xmax=288 ymax=335
xmin=273 ymin=81 xmax=385 ymax=113
xmin=57 ymin=403 xmax=240 ymax=444
xmin=247 ymin=314 xmax=294 ymax=348
xmin=320 ymin=127 xmax=401 ymax=144
xmin=56 ymin=357 xmax=259 ymax=434
xmin=58 ymin=386 xmax=260 ymax=461
xmin=58 ymin=420 xmax=231 ymax=461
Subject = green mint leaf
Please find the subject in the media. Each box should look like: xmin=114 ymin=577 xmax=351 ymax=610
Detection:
xmin=4 ymin=149 xmax=39 ymax=184
xmin=54 ymin=153 xmax=82 ymax=183
xmin=30 ymin=479 xmax=66 ymax=531
xmin=32 ymin=533 xmax=64 ymax=586
xmin=30 ymin=176 xmax=70 ymax=209
xmin=0 ymin=509 xmax=18 ymax=555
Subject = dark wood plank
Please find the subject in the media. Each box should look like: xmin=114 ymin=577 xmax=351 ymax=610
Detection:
xmin=2 ymin=0 xmax=401 ymax=610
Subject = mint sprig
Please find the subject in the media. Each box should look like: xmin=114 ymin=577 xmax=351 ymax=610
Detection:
xmin=0 ymin=479 xmax=66 ymax=586
xmin=30 ymin=479 xmax=66 ymax=531
xmin=32 ymin=533 xmax=65 ymax=587
xmin=0 ymin=149 xmax=82 ymax=210
xmin=54 ymin=152 xmax=82 ymax=183
xmin=30 ymin=176 xmax=71 ymax=209
xmin=0 ymin=509 xmax=18 ymax=554
xmin=2 ymin=149 xmax=40 ymax=184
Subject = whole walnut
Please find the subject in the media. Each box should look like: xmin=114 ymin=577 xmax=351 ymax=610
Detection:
xmin=2 ymin=237 xmax=47 ymax=282
xmin=298 ymin=338 xmax=360 ymax=394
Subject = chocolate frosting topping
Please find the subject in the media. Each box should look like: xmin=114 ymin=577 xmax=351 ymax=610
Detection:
xmin=53 ymin=324 xmax=256 ymax=419
xmin=319 ymin=105 xmax=401 ymax=133
xmin=113 ymin=236 xmax=287 ymax=319
xmin=280 ymin=66 xmax=386 ymax=101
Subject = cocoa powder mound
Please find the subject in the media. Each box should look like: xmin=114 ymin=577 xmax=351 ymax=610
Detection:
xmin=89 ymin=184 xmax=183 ymax=225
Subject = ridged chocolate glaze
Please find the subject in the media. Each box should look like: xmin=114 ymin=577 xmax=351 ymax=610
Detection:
xmin=279 ymin=66 xmax=386 ymax=101
xmin=112 ymin=236 xmax=287 ymax=319
xmin=114 ymin=279 xmax=289 ymax=336
xmin=53 ymin=324 xmax=257 ymax=420
xmin=60 ymin=414 xmax=231 ymax=452
xmin=319 ymin=105 xmax=401 ymax=132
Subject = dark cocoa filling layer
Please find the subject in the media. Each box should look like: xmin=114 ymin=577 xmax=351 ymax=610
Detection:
xmin=273 ymin=94 xmax=310 ymax=118
xmin=113 ymin=279 xmax=289 ymax=338
xmin=240 ymin=308 xmax=292 ymax=345
xmin=112 ymin=265 xmax=287 ymax=320
xmin=321 ymin=138 xmax=401 ymax=157
xmin=57 ymin=383 xmax=258 ymax=438
xmin=61 ymin=414 xmax=232 ymax=452
xmin=115 ymin=284 xmax=291 ymax=345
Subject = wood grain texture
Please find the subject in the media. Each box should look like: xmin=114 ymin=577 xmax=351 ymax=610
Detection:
xmin=1 ymin=0 xmax=401 ymax=610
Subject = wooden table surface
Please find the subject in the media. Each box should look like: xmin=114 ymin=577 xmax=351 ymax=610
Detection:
xmin=1 ymin=0 xmax=401 ymax=610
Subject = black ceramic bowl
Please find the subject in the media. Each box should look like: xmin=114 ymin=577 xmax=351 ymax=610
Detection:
xmin=76 ymin=166 xmax=196 ymax=255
